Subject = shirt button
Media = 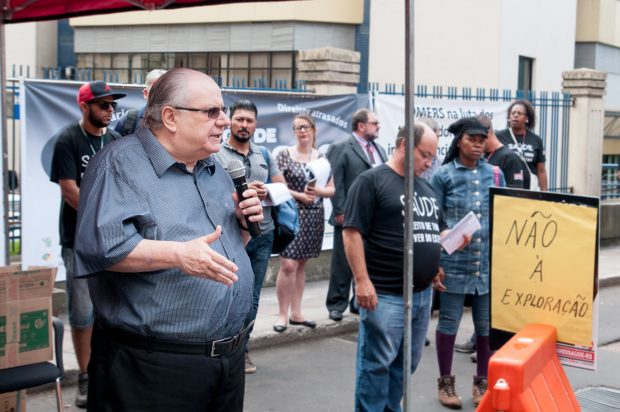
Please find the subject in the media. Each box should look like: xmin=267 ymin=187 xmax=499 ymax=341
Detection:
xmin=476 ymin=238 xmax=481 ymax=243
xmin=474 ymin=180 xmax=480 ymax=185
xmin=474 ymin=192 xmax=480 ymax=196
xmin=474 ymin=271 xmax=480 ymax=276
xmin=475 ymin=201 xmax=481 ymax=206
xmin=473 ymin=169 xmax=478 ymax=174
xmin=205 ymin=202 xmax=209 ymax=206
xmin=474 ymin=251 xmax=481 ymax=256
xmin=477 ymin=213 xmax=482 ymax=219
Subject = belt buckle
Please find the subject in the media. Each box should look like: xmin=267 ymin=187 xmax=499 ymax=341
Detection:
xmin=210 ymin=336 xmax=228 ymax=357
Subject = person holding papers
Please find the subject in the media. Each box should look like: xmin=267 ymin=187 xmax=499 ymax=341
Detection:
xmin=431 ymin=117 xmax=506 ymax=409
xmin=273 ymin=114 xmax=335 ymax=333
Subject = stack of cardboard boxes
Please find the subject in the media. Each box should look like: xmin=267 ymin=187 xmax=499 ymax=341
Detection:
xmin=0 ymin=266 xmax=57 ymax=411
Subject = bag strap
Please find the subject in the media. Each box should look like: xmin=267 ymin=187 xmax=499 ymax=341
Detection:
xmin=493 ymin=166 xmax=500 ymax=186
xmin=258 ymin=146 xmax=272 ymax=183
xmin=122 ymin=109 xmax=139 ymax=136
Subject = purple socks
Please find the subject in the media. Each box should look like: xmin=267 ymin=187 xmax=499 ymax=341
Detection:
xmin=476 ymin=335 xmax=491 ymax=377
xmin=436 ymin=331 xmax=457 ymax=376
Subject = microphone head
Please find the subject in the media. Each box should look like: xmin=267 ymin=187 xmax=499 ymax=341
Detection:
xmin=227 ymin=159 xmax=246 ymax=180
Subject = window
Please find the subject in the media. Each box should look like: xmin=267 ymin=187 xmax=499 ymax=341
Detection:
xmin=518 ymin=56 xmax=534 ymax=95
xmin=74 ymin=51 xmax=298 ymax=90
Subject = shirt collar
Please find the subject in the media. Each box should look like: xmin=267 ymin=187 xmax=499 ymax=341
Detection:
xmin=138 ymin=127 xmax=216 ymax=177
xmin=353 ymin=132 xmax=371 ymax=147
xmin=452 ymin=157 xmax=487 ymax=169
xmin=222 ymin=140 xmax=256 ymax=157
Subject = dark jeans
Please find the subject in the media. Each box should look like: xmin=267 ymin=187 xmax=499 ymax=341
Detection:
xmin=326 ymin=225 xmax=355 ymax=313
xmin=243 ymin=230 xmax=274 ymax=350
xmin=88 ymin=322 xmax=245 ymax=412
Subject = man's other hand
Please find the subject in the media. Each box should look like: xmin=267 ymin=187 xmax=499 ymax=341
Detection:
xmin=355 ymin=279 xmax=378 ymax=311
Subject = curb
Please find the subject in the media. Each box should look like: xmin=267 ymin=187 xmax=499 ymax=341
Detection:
xmin=249 ymin=316 xmax=359 ymax=351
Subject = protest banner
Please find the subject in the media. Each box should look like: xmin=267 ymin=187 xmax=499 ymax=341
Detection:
xmin=489 ymin=188 xmax=599 ymax=370
xmin=20 ymin=80 xmax=363 ymax=279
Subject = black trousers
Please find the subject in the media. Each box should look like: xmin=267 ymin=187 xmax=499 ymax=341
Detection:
xmin=326 ymin=225 xmax=355 ymax=313
xmin=88 ymin=322 xmax=245 ymax=412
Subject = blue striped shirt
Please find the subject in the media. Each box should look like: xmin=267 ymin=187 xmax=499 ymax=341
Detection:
xmin=74 ymin=127 xmax=253 ymax=342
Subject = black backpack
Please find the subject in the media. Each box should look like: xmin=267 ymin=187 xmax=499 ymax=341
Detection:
xmin=121 ymin=109 xmax=140 ymax=136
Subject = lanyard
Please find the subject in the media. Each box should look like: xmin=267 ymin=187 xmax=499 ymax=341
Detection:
xmin=79 ymin=121 xmax=104 ymax=156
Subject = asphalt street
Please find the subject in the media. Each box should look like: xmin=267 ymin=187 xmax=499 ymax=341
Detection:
xmin=23 ymin=283 xmax=620 ymax=412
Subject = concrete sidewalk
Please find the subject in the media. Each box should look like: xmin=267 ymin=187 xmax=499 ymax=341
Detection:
xmin=58 ymin=243 xmax=620 ymax=375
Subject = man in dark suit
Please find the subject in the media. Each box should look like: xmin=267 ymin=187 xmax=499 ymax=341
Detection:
xmin=326 ymin=109 xmax=388 ymax=321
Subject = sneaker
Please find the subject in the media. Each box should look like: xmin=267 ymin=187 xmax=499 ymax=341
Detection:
xmin=472 ymin=375 xmax=488 ymax=407
xmin=75 ymin=372 xmax=88 ymax=408
xmin=437 ymin=375 xmax=462 ymax=409
xmin=454 ymin=340 xmax=476 ymax=353
xmin=245 ymin=353 xmax=257 ymax=374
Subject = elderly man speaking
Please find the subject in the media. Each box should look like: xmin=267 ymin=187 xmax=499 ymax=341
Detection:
xmin=75 ymin=68 xmax=263 ymax=412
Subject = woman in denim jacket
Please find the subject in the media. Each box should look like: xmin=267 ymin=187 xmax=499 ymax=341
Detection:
xmin=431 ymin=117 xmax=506 ymax=409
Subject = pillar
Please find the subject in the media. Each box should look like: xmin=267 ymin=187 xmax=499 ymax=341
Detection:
xmin=296 ymin=47 xmax=360 ymax=96
xmin=562 ymin=68 xmax=607 ymax=197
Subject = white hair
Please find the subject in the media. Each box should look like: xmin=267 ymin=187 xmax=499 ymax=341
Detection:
xmin=145 ymin=69 xmax=167 ymax=92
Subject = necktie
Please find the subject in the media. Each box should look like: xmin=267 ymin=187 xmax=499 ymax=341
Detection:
xmin=366 ymin=142 xmax=375 ymax=165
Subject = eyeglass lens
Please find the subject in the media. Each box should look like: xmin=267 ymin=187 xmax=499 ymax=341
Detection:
xmin=94 ymin=101 xmax=118 ymax=110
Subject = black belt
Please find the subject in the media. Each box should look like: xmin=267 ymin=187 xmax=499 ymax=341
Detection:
xmin=101 ymin=321 xmax=253 ymax=357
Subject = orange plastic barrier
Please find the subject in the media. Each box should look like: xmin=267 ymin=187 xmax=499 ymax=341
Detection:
xmin=477 ymin=324 xmax=581 ymax=412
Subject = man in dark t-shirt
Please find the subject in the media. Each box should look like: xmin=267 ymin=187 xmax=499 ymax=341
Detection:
xmin=49 ymin=80 xmax=124 ymax=408
xmin=343 ymin=123 xmax=443 ymax=411
xmin=478 ymin=116 xmax=524 ymax=188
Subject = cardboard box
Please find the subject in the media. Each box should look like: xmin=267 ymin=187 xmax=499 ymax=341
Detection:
xmin=0 ymin=266 xmax=56 ymax=369
xmin=0 ymin=391 xmax=26 ymax=412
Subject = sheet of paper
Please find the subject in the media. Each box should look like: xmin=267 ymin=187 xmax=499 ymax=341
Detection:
xmin=264 ymin=182 xmax=293 ymax=206
xmin=440 ymin=211 xmax=481 ymax=255
xmin=306 ymin=157 xmax=331 ymax=188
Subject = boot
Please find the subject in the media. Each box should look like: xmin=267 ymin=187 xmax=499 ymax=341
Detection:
xmin=437 ymin=375 xmax=462 ymax=409
xmin=472 ymin=375 xmax=488 ymax=407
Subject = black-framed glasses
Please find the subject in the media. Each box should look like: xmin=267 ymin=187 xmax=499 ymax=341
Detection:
xmin=294 ymin=125 xmax=313 ymax=132
xmin=173 ymin=106 xmax=228 ymax=119
xmin=91 ymin=101 xmax=118 ymax=111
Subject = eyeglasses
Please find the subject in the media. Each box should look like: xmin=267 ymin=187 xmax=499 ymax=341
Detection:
xmin=366 ymin=121 xmax=380 ymax=126
xmin=173 ymin=106 xmax=228 ymax=119
xmin=242 ymin=156 xmax=252 ymax=179
xmin=294 ymin=125 xmax=313 ymax=132
xmin=415 ymin=146 xmax=435 ymax=161
xmin=91 ymin=101 xmax=118 ymax=111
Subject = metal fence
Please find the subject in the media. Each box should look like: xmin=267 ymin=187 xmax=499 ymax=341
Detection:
xmin=369 ymin=83 xmax=573 ymax=193
xmin=5 ymin=81 xmax=21 ymax=258
xmin=602 ymin=156 xmax=620 ymax=200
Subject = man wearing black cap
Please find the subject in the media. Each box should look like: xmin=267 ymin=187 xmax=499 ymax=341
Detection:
xmin=50 ymin=80 xmax=125 ymax=408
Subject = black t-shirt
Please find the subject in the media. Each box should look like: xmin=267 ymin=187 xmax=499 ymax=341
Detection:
xmin=496 ymin=128 xmax=546 ymax=188
xmin=484 ymin=145 xmax=525 ymax=188
xmin=50 ymin=122 xmax=119 ymax=247
xmin=344 ymin=164 xmax=442 ymax=294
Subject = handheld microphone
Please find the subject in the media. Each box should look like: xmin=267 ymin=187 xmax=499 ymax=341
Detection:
xmin=227 ymin=159 xmax=261 ymax=238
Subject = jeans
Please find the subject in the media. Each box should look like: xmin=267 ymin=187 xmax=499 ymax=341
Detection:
xmin=243 ymin=230 xmax=274 ymax=349
xmin=355 ymin=287 xmax=432 ymax=412
xmin=62 ymin=247 xmax=95 ymax=329
xmin=436 ymin=291 xmax=489 ymax=336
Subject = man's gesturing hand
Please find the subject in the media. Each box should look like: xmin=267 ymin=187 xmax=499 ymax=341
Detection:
xmin=179 ymin=226 xmax=239 ymax=286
